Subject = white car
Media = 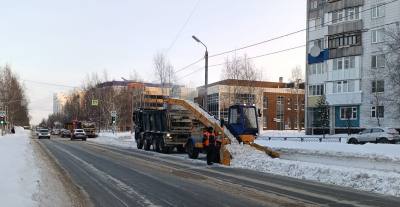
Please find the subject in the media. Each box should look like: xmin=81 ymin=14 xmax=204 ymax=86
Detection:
xmin=38 ymin=129 xmax=51 ymax=139
xmin=348 ymin=127 xmax=400 ymax=144
xmin=71 ymin=129 xmax=87 ymax=141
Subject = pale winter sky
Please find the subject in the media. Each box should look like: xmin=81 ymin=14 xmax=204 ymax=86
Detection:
xmin=0 ymin=0 xmax=306 ymax=124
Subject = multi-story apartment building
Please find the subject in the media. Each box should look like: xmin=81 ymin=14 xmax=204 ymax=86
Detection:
xmin=53 ymin=92 xmax=68 ymax=114
xmin=306 ymin=0 xmax=400 ymax=134
xmin=195 ymin=79 xmax=305 ymax=130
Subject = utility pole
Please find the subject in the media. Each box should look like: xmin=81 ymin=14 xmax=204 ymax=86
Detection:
xmin=192 ymin=35 xmax=208 ymax=111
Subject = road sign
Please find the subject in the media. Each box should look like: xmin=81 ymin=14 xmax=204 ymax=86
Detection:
xmin=0 ymin=111 xmax=6 ymax=116
xmin=111 ymin=111 xmax=117 ymax=117
xmin=91 ymin=99 xmax=99 ymax=106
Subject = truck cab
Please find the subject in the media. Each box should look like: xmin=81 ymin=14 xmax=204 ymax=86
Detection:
xmin=227 ymin=104 xmax=259 ymax=143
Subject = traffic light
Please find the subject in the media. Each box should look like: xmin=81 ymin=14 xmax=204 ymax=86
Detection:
xmin=111 ymin=116 xmax=116 ymax=124
xmin=0 ymin=116 xmax=5 ymax=125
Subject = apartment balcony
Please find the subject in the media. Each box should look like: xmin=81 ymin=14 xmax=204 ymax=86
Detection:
xmin=326 ymin=0 xmax=364 ymax=13
xmin=327 ymin=67 xmax=361 ymax=81
xmin=326 ymin=91 xmax=362 ymax=105
xmin=329 ymin=45 xmax=363 ymax=59
xmin=328 ymin=20 xmax=363 ymax=35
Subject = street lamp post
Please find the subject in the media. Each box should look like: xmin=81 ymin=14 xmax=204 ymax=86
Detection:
xmin=192 ymin=35 xmax=208 ymax=111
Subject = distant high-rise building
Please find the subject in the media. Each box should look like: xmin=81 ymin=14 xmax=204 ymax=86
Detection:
xmin=306 ymin=0 xmax=400 ymax=134
xmin=53 ymin=93 xmax=68 ymax=114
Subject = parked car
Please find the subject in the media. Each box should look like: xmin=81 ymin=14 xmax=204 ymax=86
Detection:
xmin=38 ymin=128 xmax=51 ymax=139
xmin=71 ymin=129 xmax=87 ymax=141
xmin=60 ymin=129 xmax=71 ymax=138
xmin=348 ymin=127 xmax=400 ymax=144
xmin=51 ymin=128 xmax=61 ymax=135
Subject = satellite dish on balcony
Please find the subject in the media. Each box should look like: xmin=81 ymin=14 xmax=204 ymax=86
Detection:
xmin=310 ymin=45 xmax=321 ymax=57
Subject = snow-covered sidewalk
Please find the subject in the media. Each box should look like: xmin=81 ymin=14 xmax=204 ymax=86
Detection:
xmin=0 ymin=128 xmax=40 ymax=206
xmin=227 ymin=143 xmax=400 ymax=197
xmin=256 ymin=139 xmax=400 ymax=161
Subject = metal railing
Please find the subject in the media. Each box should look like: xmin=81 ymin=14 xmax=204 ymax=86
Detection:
xmin=260 ymin=136 xmax=346 ymax=143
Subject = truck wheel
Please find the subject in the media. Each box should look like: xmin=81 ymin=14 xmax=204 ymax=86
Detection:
xmin=186 ymin=141 xmax=199 ymax=159
xmin=136 ymin=139 xmax=143 ymax=149
xmin=159 ymin=140 xmax=170 ymax=153
xmin=152 ymin=139 xmax=160 ymax=152
xmin=177 ymin=145 xmax=186 ymax=153
xmin=144 ymin=138 xmax=151 ymax=151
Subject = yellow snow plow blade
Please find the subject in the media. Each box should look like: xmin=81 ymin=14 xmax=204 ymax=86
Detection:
xmin=249 ymin=142 xmax=280 ymax=158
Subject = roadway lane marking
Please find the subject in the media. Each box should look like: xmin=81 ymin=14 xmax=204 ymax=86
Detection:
xmin=51 ymin=142 xmax=160 ymax=207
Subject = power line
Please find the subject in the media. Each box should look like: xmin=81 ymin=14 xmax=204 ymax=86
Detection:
xmin=178 ymin=44 xmax=306 ymax=79
xmin=166 ymin=0 xmax=201 ymax=54
xmin=175 ymin=0 xmax=399 ymax=73
xmin=175 ymin=57 xmax=204 ymax=73
xmin=178 ymin=20 xmax=400 ymax=80
xmin=208 ymin=0 xmax=399 ymax=58
xmin=23 ymin=79 xmax=79 ymax=89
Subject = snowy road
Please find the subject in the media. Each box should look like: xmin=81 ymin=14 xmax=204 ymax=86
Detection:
xmin=40 ymin=137 xmax=400 ymax=207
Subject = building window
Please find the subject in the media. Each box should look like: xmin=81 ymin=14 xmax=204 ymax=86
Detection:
xmin=372 ymin=28 xmax=385 ymax=43
xmin=310 ymin=0 xmax=318 ymax=9
xmin=263 ymin=96 xmax=268 ymax=109
xmin=371 ymin=54 xmax=385 ymax=68
xmin=308 ymin=84 xmax=324 ymax=96
xmin=309 ymin=19 xmax=316 ymax=31
xmin=309 ymin=63 xmax=324 ymax=75
xmin=371 ymin=106 xmax=384 ymax=118
xmin=277 ymin=96 xmax=284 ymax=104
xmin=328 ymin=33 xmax=361 ymax=49
xmin=372 ymin=80 xmax=384 ymax=93
xmin=263 ymin=115 xmax=268 ymax=128
xmin=372 ymin=4 xmax=385 ymax=19
xmin=333 ymin=80 xmax=355 ymax=93
xmin=340 ymin=107 xmax=357 ymax=120
xmin=332 ymin=7 xmax=360 ymax=24
xmin=333 ymin=57 xmax=355 ymax=70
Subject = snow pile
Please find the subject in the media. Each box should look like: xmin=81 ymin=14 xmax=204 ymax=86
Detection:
xmin=0 ymin=127 xmax=40 ymax=206
xmin=89 ymin=132 xmax=136 ymax=149
xmin=256 ymin=140 xmax=400 ymax=161
xmin=227 ymin=143 xmax=400 ymax=197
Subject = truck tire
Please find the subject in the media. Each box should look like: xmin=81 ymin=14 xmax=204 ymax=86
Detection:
xmin=136 ymin=139 xmax=143 ymax=149
xmin=186 ymin=141 xmax=199 ymax=159
xmin=152 ymin=138 xmax=160 ymax=152
xmin=159 ymin=140 xmax=170 ymax=154
xmin=177 ymin=145 xmax=186 ymax=153
xmin=144 ymin=138 xmax=151 ymax=151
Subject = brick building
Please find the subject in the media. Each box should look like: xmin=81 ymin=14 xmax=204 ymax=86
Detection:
xmin=195 ymin=79 xmax=305 ymax=130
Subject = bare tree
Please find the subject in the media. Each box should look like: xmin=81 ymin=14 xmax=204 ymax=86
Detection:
xmin=222 ymin=54 xmax=261 ymax=105
xmin=384 ymin=27 xmax=400 ymax=118
xmin=153 ymin=52 xmax=176 ymax=97
xmin=290 ymin=65 xmax=304 ymax=82
xmin=0 ymin=64 xmax=30 ymax=127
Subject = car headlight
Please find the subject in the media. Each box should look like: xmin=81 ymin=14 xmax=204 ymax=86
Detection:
xmin=166 ymin=133 xmax=171 ymax=137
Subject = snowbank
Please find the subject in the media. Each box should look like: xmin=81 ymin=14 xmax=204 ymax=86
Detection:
xmin=227 ymin=143 xmax=400 ymax=197
xmin=89 ymin=132 xmax=136 ymax=149
xmin=0 ymin=127 xmax=39 ymax=206
xmin=256 ymin=140 xmax=400 ymax=162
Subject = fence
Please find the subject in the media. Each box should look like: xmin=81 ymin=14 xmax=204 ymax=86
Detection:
xmin=261 ymin=136 xmax=347 ymax=143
